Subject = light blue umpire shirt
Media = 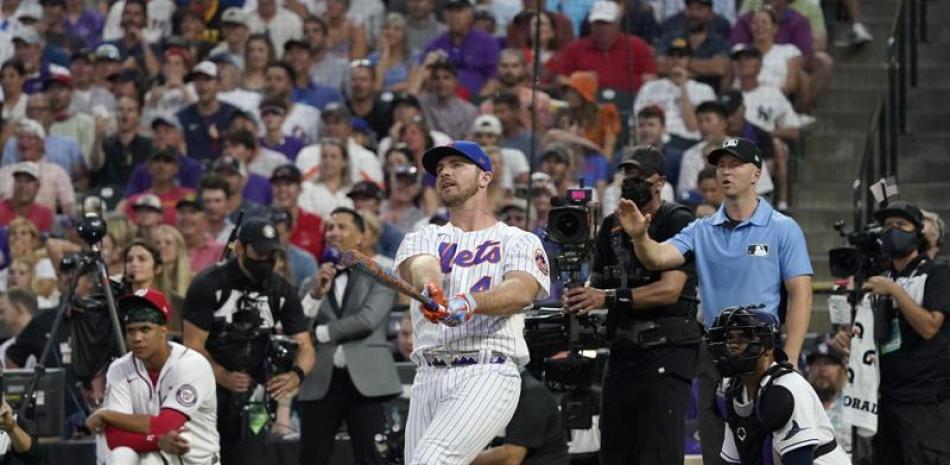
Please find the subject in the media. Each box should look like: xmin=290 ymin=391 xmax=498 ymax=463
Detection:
xmin=666 ymin=197 xmax=813 ymax=327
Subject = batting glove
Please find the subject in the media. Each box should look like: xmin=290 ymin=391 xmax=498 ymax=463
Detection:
xmin=441 ymin=293 xmax=477 ymax=327
xmin=421 ymin=283 xmax=449 ymax=324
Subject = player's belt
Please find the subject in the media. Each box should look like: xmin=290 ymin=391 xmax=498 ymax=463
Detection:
xmin=419 ymin=350 xmax=508 ymax=368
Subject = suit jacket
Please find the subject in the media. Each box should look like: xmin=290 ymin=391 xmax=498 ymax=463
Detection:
xmin=297 ymin=271 xmax=401 ymax=401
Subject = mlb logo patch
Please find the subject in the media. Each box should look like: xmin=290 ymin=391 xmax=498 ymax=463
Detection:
xmin=747 ymin=244 xmax=769 ymax=257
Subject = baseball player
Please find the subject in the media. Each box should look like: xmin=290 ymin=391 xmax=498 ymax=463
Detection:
xmin=395 ymin=141 xmax=551 ymax=465
xmin=706 ymin=306 xmax=849 ymax=465
xmin=88 ymin=289 xmax=219 ymax=465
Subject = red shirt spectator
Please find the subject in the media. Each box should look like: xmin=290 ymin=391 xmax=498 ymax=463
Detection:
xmin=188 ymin=237 xmax=225 ymax=273
xmin=0 ymin=199 xmax=54 ymax=233
xmin=546 ymin=2 xmax=657 ymax=93
xmin=290 ymin=208 xmax=325 ymax=260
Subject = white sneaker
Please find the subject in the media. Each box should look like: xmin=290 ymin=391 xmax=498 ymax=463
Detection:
xmin=851 ymin=22 xmax=873 ymax=45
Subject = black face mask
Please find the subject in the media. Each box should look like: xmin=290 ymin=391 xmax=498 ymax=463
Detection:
xmin=243 ymin=255 xmax=276 ymax=281
xmin=621 ymin=177 xmax=654 ymax=209
xmin=881 ymin=227 xmax=920 ymax=258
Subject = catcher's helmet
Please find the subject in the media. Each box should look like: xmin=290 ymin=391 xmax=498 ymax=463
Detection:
xmin=705 ymin=304 xmax=781 ymax=377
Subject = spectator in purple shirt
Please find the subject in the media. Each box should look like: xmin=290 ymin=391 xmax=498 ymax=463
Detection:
xmin=258 ymin=96 xmax=306 ymax=161
xmin=209 ymin=154 xmax=271 ymax=214
xmin=63 ymin=0 xmax=105 ymax=48
xmin=126 ymin=115 xmax=204 ymax=196
xmin=422 ymin=0 xmax=501 ymax=97
xmin=730 ymin=0 xmax=832 ymax=112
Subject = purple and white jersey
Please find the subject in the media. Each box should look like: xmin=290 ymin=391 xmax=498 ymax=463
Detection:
xmin=395 ymin=221 xmax=551 ymax=366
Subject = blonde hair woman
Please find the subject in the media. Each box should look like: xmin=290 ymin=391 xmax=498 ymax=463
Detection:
xmin=154 ymin=225 xmax=193 ymax=297
xmin=299 ymin=138 xmax=355 ymax=220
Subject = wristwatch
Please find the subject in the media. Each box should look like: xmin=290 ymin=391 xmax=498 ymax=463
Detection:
xmin=604 ymin=289 xmax=617 ymax=311
xmin=290 ymin=365 xmax=306 ymax=383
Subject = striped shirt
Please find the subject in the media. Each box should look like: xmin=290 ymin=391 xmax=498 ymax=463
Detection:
xmin=395 ymin=221 xmax=551 ymax=366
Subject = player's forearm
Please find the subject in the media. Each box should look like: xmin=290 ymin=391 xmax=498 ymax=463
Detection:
xmin=472 ymin=273 xmax=538 ymax=316
xmin=470 ymin=444 xmax=526 ymax=465
xmin=405 ymin=255 xmax=442 ymax=290
xmin=631 ymin=236 xmax=683 ymax=270
xmin=783 ymin=276 xmax=813 ymax=364
xmin=100 ymin=411 xmax=152 ymax=434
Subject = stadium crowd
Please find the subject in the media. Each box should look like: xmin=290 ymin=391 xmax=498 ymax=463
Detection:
xmin=0 ymin=0 xmax=948 ymax=463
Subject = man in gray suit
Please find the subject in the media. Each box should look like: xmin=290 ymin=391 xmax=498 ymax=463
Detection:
xmin=298 ymin=207 xmax=402 ymax=465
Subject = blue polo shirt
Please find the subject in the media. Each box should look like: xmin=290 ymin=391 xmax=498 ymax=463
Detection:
xmin=666 ymin=198 xmax=812 ymax=326
xmin=177 ymin=102 xmax=239 ymax=161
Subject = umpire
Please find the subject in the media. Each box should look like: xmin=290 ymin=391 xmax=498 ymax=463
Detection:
xmin=564 ymin=146 xmax=701 ymax=465
xmin=183 ymin=217 xmax=316 ymax=465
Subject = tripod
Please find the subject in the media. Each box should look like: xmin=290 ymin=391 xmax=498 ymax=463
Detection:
xmin=17 ymin=243 xmax=126 ymax=419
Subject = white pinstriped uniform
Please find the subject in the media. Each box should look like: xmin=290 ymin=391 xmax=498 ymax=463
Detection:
xmin=394 ymin=221 xmax=551 ymax=465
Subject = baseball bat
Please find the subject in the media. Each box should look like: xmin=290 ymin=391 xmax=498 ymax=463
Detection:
xmin=340 ymin=250 xmax=441 ymax=311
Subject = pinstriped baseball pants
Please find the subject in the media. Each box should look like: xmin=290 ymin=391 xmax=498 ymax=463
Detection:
xmin=404 ymin=363 xmax=521 ymax=465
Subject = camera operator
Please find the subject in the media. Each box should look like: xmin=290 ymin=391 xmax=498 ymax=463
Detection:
xmin=182 ymin=218 xmax=315 ymax=465
xmin=833 ymin=202 xmax=950 ymax=465
xmin=0 ymin=398 xmax=40 ymax=465
xmin=619 ymin=137 xmax=813 ymax=465
xmin=563 ymin=146 xmax=699 ymax=465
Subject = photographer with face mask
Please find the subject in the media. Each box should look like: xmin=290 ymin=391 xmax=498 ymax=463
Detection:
xmin=835 ymin=202 xmax=950 ymax=465
xmin=563 ymin=146 xmax=701 ymax=465
xmin=182 ymin=217 xmax=316 ymax=465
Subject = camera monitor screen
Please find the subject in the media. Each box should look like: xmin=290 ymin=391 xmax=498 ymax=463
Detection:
xmin=4 ymin=369 xmax=66 ymax=438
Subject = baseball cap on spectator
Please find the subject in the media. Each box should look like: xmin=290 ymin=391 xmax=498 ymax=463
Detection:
xmin=211 ymin=155 xmax=245 ymax=176
xmin=70 ymin=49 xmax=95 ymax=63
xmin=133 ymin=194 xmax=163 ymax=213
xmin=499 ymin=198 xmax=527 ymax=214
xmin=220 ymin=7 xmax=248 ymax=27
xmin=805 ymin=339 xmax=847 ymax=366
xmin=472 ymin=114 xmax=502 ymax=136
xmin=15 ymin=3 xmax=43 ymax=22
xmin=717 ymin=89 xmax=743 ymax=115
xmin=686 ymin=0 xmax=713 ymax=6
xmin=321 ymin=102 xmax=351 ymax=121
xmin=422 ymin=141 xmax=492 ymax=176
xmin=270 ymin=208 xmax=292 ymax=226
xmin=44 ymin=64 xmax=72 ymax=89
xmin=874 ymin=201 xmax=924 ymax=230
xmin=175 ymin=193 xmax=203 ymax=211
xmin=17 ymin=118 xmax=46 ymax=139
xmin=238 ymin=217 xmax=281 ymax=254
xmin=95 ymin=43 xmax=122 ymax=62
xmin=271 ymin=164 xmax=302 ymax=183
xmin=618 ymin=145 xmax=665 ymax=176
xmin=208 ymin=53 xmax=236 ymax=68
xmin=347 ymin=181 xmax=385 ymax=200
xmin=165 ymin=46 xmax=192 ymax=66
xmin=259 ymin=98 xmax=288 ymax=116
xmin=530 ymin=172 xmax=558 ymax=197
xmin=566 ymin=71 xmax=598 ymax=103
xmin=119 ymin=288 xmax=172 ymax=325
xmin=149 ymin=149 xmax=179 ymax=164
xmin=351 ymin=117 xmax=373 ymax=136
xmin=707 ymin=137 xmax=763 ymax=168
xmin=151 ymin=113 xmax=182 ymax=131
xmin=474 ymin=8 xmax=495 ymax=23
xmin=40 ymin=0 xmax=67 ymax=6
xmin=12 ymin=26 xmax=42 ymax=45
xmin=730 ymin=43 xmax=762 ymax=60
xmin=589 ymin=0 xmax=620 ymax=22
xmin=186 ymin=61 xmax=217 ymax=81
xmin=541 ymin=143 xmax=571 ymax=164
xmin=391 ymin=92 xmax=421 ymax=110
xmin=444 ymin=0 xmax=472 ymax=9
xmin=284 ymin=39 xmax=310 ymax=53
xmin=667 ymin=38 xmax=692 ymax=56
xmin=12 ymin=161 xmax=40 ymax=180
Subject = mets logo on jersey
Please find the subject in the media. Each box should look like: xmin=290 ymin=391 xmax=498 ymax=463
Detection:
xmin=176 ymin=384 xmax=198 ymax=407
xmin=438 ymin=240 xmax=502 ymax=273
xmin=535 ymin=249 xmax=549 ymax=276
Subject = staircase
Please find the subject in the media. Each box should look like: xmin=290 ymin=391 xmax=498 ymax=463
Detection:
xmin=789 ymin=0 xmax=949 ymax=330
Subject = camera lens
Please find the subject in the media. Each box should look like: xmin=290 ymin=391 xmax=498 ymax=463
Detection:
xmin=549 ymin=208 xmax=588 ymax=243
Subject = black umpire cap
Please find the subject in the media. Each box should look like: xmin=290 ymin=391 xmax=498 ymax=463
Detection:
xmin=708 ymin=137 xmax=763 ymax=169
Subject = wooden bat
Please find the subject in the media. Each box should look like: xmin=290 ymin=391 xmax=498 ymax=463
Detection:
xmin=340 ymin=250 xmax=441 ymax=310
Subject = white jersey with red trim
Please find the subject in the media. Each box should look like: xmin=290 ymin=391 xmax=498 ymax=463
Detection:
xmin=394 ymin=221 xmax=551 ymax=366
xmin=96 ymin=342 xmax=219 ymax=465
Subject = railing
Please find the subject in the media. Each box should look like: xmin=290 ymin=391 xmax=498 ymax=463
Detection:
xmin=853 ymin=0 xmax=926 ymax=222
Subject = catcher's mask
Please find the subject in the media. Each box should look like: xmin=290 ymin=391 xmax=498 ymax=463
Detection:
xmin=705 ymin=305 xmax=781 ymax=378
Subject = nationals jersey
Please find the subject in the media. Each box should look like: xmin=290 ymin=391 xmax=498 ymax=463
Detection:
xmin=395 ymin=221 xmax=551 ymax=366
xmin=97 ymin=342 xmax=219 ymax=465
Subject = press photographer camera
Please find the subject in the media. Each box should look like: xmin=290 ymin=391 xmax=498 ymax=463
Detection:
xmin=561 ymin=146 xmax=702 ymax=464
xmin=181 ymin=217 xmax=314 ymax=465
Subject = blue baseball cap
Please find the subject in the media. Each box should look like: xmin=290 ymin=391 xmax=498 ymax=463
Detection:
xmin=421 ymin=141 xmax=493 ymax=176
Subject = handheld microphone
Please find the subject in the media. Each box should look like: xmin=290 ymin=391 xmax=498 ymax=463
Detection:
xmin=321 ymin=247 xmax=342 ymax=267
